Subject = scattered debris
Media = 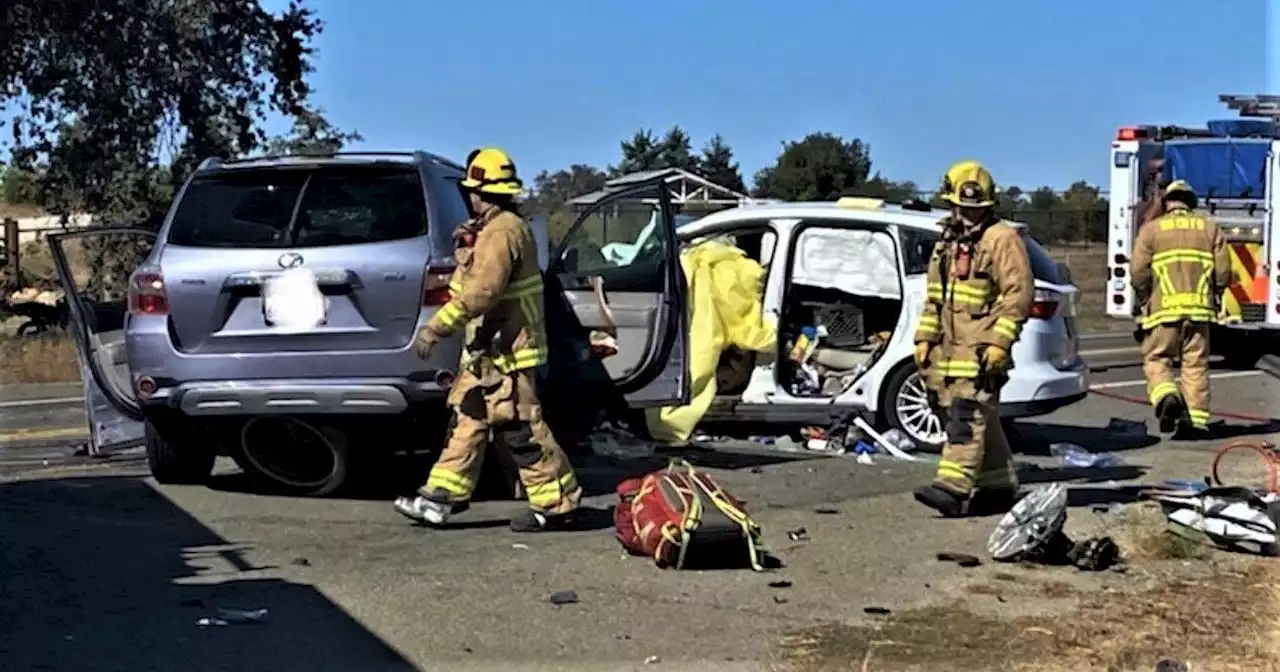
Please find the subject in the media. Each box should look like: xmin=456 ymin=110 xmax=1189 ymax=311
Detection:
xmin=1066 ymin=536 xmax=1121 ymax=571
xmin=852 ymin=417 xmax=917 ymax=462
xmin=786 ymin=527 xmax=809 ymax=542
xmin=936 ymin=552 xmax=982 ymax=568
xmin=548 ymin=590 xmax=579 ymax=606
xmin=1150 ymin=485 xmax=1280 ymax=556
xmin=511 ymin=543 xmax=529 ymax=550
xmin=1049 ymin=442 xmax=1122 ymax=468
xmin=768 ymin=580 xmax=793 ymax=589
xmin=862 ymin=606 xmax=891 ymax=615
xmin=1154 ymin=659 xmax=1189 ymax=672
xmin=988 ymin=483 xmax=1072 ymax=564
xmin=644 ymin=655 xmax=661 ymax=665
xmin=290 ymin=557 xmax=311 ymax=567
xmin=197 ymin=608 xmax=269 ymax=626
xmin=773 ymin=595 xmax=789 ymax=604
xmin=813 ymin=507 xmax=840 ymax=515
xmin=1105 ymin=417 xmax=1147 ymax=437
xmin=589 ymin=425 xmax=656 ymax=458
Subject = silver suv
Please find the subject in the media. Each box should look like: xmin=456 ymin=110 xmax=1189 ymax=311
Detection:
xmin=52 ymin=154 xmax=691 ymax=495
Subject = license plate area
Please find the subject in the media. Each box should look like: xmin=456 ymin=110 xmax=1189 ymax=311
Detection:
xmin=262 ymin=272 xmax=329 ymax=328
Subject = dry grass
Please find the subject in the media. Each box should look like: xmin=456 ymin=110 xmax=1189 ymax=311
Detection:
xmin=0 ymin=332 xmax=80 ymax=384
xmin=0 ymin=202 xmax=46 ymax=219
xmin=1043 ymin=245 xmax=1129 ymax=333
xmin=780 ymin=502 xmax=1280 ymax=671
xmin=780 ymin=563 xmax=1280 ymax=672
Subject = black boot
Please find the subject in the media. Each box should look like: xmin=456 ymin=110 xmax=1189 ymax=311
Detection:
xmin=1155 ymin=395 xmax=1185 ymax=434
xmin=510 ymin=509 xmax=577 ymax=533
xmin=914 ymin=484 xmax=967 ymax=518
xmin=968 ymin=488 xmax=1020 ymax=517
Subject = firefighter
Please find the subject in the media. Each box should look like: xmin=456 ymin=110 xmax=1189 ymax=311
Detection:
xmin=912 ymin=160 xmax=1034 ymax=518
xmin=1130 ymin=179 xmax=1231 ymax=436
xmin=393 ymin=148 xmax=582 ymax=532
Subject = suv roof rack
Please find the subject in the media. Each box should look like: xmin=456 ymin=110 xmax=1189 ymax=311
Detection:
xmin=198 ymin=151 xmax=464 ymax=173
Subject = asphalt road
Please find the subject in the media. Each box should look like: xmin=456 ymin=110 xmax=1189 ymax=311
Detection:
xmin=1 ymin=333 xmax=1278 ymax=670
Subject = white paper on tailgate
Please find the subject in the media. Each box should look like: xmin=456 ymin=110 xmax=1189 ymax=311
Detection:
xmin=792 ymin=228 xmax=901 ymax=299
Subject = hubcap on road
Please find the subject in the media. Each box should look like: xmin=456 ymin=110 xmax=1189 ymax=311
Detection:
xmin=896 ymin=372 xmax=945 ymax=445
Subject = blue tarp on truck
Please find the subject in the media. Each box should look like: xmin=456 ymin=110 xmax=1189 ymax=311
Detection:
xmin=1163 ymin=139 xmax=1270 ymax=199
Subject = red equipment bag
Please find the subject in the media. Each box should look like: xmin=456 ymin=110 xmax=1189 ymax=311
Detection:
xmin=614 ymin=459 xmax=764 ymax=570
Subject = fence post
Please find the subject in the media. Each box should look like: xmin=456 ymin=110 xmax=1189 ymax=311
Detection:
xmin=2 ymin=217 xmax=18 ymax=293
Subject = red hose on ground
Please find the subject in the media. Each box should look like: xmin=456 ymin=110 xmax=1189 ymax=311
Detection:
xmin=1210 ymin=439 xmax=1280 ymax=493
xmin=1088 ymin=387 xmax=1274 ymax=424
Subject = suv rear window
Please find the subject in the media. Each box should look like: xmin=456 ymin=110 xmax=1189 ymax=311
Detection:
xmin=897 ymin=226 xmax=1068 ymax=284
xmin=167 ymin=165 xmax=429 ymax=248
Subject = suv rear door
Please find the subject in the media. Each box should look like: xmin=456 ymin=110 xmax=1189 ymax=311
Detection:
xmin=47 ymin=228 xmax=154 ymax=455
xmin=157 ymin=161 xmax=440 ymax=354
xmin=544 ymin=177 xmax=690 ymax=406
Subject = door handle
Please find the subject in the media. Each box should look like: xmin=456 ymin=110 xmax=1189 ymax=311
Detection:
xmin=590 ymin=275 xmax=617 ymax=335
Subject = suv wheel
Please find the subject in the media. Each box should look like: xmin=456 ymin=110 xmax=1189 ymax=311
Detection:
xmin=145 ymin=420 xmax=216 ymax=485
xmin=881 ymin=363 xmax=946 ymax=454
xmin=234 ymin=417 xmax=349 ymax=497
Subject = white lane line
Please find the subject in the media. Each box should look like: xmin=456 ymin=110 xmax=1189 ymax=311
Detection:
xmin=1090 ymin=370 xmax=1261 ymax=390
xmin=0 ymin=396 xmax=84 ymax=410
xmin=1079 ymin=346 xmax=1139 ymax=357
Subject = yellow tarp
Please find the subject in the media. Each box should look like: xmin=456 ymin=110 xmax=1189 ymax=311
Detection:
xmin=645 ymin=240 xmax=777 ymax=443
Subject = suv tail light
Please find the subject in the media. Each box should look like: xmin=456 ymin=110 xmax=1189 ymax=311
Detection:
xmin=423 ymin=264 xmax=456 ymax=306
xmin=128 ymin=266 xmax=168 ymax=316
xmin=1028 ymin=289 xmax=1061 ymax=319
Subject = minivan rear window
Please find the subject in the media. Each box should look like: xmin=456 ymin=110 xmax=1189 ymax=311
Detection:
xmin=897 ymin=226 xmax=1067 ymax=284
xmin=167 ymin=165 xmax=429 ymax=248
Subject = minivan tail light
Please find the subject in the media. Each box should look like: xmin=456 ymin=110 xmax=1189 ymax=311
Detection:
xmin=423 ymin=264 xmax=456 ymax=306
xmin=128 ymin=267 xmax=168 ymax=316
xmin=1029 ymin=289 xmax=1061 ymax=319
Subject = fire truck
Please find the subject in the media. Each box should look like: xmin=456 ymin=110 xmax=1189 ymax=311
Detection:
xmin=1106 ymin=94 xmax=1280 ymax=366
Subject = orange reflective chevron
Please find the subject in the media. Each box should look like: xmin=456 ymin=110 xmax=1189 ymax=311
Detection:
xmin=1221 ymin=242 xmax=1268 ymax=321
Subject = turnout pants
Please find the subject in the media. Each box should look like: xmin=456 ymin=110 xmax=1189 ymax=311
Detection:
xmin=933 ymin=377 xmax=1018 ymax=497
xmin=419 ymin=367 xmax=582 ymax=515
xmin=1141 ymin=321 xmax=1212 ymax=429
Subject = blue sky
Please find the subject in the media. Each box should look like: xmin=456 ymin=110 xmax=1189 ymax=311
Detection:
xmin=288 ymin=0 xmax=1272 ymax=192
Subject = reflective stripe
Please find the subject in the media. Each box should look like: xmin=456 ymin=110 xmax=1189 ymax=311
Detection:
xmin=936 ymin=460 xmax=975 ymax=487
xmin=926 ymin=282 xmax=988 ymax=308
xmin=425 ymin=468 xmax=474 ymax=497
xmin=492 ymin=347 xmax=548 ymax=373
xmin=525 ymin=471 xmax=578 ymax=508
xmin=917 ymin=313 xmax=940 ymax=334
xmin=934 ymin=359 xmax=980 ymax=378
xmin=1149 ymin=381 xmax=1179 ymax=406
xmin=447 ymin=274 xmax=544 ymax=301
xmin=1141 ymin=307 xmax=1216 ymax=328
xmin=993 ymin=316 xmax=1019 ymax=340
xmin=448 ymin=280 xmax=464 ymax=294
xmin=435 ymin=301 xmax=466 ymax=328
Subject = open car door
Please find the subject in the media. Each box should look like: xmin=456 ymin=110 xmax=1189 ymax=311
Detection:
xmin=545 ymin=176 xmax=689 ymax=407
xmin=47 ymin=228 xmax=155 ymax=456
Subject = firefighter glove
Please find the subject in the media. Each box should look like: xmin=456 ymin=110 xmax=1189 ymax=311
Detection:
xmin=980 ymin=345 xmax=1010 ymax=374
xmin=413 ymin=328 xmax=439 ymax=360
xmin=913 ymin=341 xmax=932 ymax=369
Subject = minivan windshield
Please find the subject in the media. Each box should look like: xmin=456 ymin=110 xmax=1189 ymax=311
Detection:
xmin=167 ymin=164 xmax=429 ymax=248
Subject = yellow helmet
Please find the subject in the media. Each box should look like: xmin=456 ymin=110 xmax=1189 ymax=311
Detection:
xmin=461 ymin=147 xmax=524 ymax=195
xmin=1164 ymin=179 xmax=1195 ymax=197
xmin=940 ymin=160 xmax=997 ymax=208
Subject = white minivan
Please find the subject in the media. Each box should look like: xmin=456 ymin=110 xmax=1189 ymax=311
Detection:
xmin=671 ymin=197 xmax=1089 ymax=451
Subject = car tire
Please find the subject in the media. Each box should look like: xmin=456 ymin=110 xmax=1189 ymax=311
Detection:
xmin=233 ymin=417 xmax=349 ymax=497
xmin=145 ymin=420 xmax=216 ymax=485
xmin=881 ymin=362 xmax=946 ymax=454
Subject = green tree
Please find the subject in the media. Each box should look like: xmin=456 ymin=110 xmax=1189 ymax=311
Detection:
xmin=857 ymin=173 xmax=920 ymax=202
xmin=696 ymin=135 xmax=746 ymax=194
xmin=0 ymin=167 xmax=38 ymax=205
xmin=657 ymin=126 xmax=697 ymax=173
xmin=1 ymin=0 xmax=353 ymax=295
xmin=1 ymin=0 xmax=349 ymax=224
xmin=614 ymin=130 xmax=664 ymax=175
xmin=266 ymin=107 xmax=364 ymax=156
xmin=752 ymin=132 xmax=873 ymax=201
